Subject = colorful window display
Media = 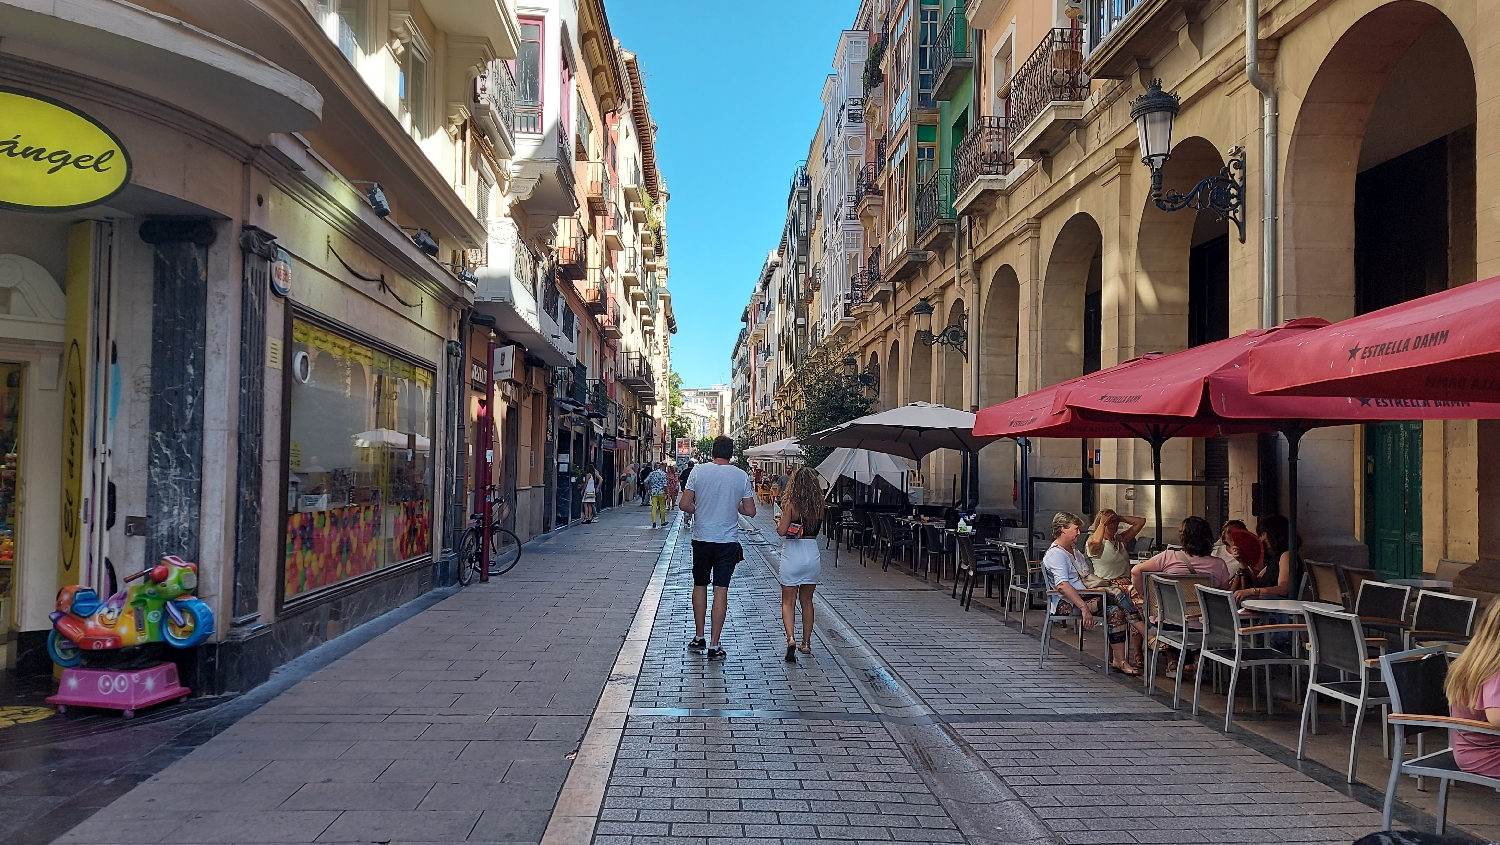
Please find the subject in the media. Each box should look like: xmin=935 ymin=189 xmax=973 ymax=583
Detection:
xmin=283 ymin=318 xmax=434 ymax=601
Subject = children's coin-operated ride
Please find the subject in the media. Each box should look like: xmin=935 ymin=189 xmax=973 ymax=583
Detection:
xmin=48 ymin=555 xmax=214 ymax=667
xmin=45 ymin=556 xmax=213 ymax=717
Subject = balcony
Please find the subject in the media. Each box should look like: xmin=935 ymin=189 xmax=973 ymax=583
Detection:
xmin=619 ymin=352 xmax=656 ymax=404
xmin=555 ymin=216 xmax=585 ymax=281
xmin=600 ymin=296 xmax=622 ymax=339
xmin=863 ymin=246 xmax=891 ymax=304
xmin=512 ymin=99 xmax=577 ymax=225
xmin=579 ymin=265 xmax=608 ymax=315
xmin=874 ymin=134 xmax=887 ymax=177
xmin=606 ymin=203 xmax=624 ymax=250
xmin=583 ymin=161 xmax=608 ymax=217
xmin=622 ymin=158 xmax=644 ymax=203
xmin=855 ymin=162 xmax=883 ymax=223
xmin=954 ymin=115 xmax=1016 ymax=213
xmin=621 ymin=247 xmax=641 ymax=293
xmin=1009 ymin=28 xmax=1090 ymax=160
xmin=472 ymin=61 xmax=516 ymax=157
xmin=915 ymin=168 xmax=956 ymax=250
xmin=473 ymin=219 xmax=573 ymax=367
xmin=841 ymin=97 xmax=866 ymax=130
xmin=931 ymin=4 xmax=972 ymax=101
xmin=1083 ymin=0 xmax=1180 ymax=80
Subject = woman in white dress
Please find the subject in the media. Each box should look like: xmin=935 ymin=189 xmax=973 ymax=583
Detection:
xmin=777 ymin=466 xmax=824 ymax=663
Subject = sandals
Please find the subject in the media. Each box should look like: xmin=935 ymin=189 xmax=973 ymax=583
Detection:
xmin=798 ymin=643 xmax=812 ymax=654
xmin=1112 ymin=660 xmax=1142 ymax=676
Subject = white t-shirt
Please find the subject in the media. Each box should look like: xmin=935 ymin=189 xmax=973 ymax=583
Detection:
xmin=1041 ymin=543 xmax=1090 ymax=612
xmin=685 ymin=462 xmax=754 ymax=544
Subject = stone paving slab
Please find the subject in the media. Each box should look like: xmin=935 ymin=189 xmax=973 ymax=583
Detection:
xmin=51 ymin=507 xmax=664 ymax=845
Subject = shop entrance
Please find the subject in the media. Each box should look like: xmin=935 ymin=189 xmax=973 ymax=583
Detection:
xmin=0 ymin=365 xmax=22 ymax=657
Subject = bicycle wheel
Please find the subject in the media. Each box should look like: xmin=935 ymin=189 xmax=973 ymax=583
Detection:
xmin=488 ymin=527 xmax=522 ymax=575
xmin=457 ymin=527 xmax=480 ymax=586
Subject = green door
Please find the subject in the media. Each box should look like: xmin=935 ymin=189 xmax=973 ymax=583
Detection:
xmin=1365 ymin=421 xmax=1422 ymax=578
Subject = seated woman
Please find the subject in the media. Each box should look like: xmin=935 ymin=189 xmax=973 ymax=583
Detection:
xmin=1222 ymin=527 xmax=1264 ymax=588
xmin=1232 ymin=513 xmax=1293 ymax=603
xmin=1085 ymin=509 xmax=1148 ymax=668
xmin=1212 ymin=519 xmax=1249 ymax=572
xmin=1044 ymin=512 xmax=1142 ymax=676
xmin=1445 ymin=597 xmax=1500 ymax=778
xmin=1128 ymin=516 xmax=1232 ymax=677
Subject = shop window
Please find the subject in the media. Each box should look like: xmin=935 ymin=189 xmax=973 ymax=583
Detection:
xmin=284 ymin=318 xmax=434 ymax=602
xmin=0 ymin=366 xmax=18 ymax=629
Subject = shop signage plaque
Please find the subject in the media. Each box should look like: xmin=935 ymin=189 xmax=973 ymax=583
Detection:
xmin=270 ymin=247 xmax=293 ymax=296
xmin=492 ymin=345 xmax=516 ymax=382
xmin=0 ymin=89 xmax=132 ymax=212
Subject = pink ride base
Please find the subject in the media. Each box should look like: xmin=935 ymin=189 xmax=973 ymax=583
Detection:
xmin=45 ymin=663 xmax=191 ymax=718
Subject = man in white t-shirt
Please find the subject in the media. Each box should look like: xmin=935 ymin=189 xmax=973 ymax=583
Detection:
xmin=678 ymin=436 xmax=756 ymax=661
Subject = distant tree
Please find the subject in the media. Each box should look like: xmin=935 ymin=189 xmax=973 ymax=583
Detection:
xmin=732 ymin=432 xmax=753 ymax=471
xmin=790 ymin=339 xmax=872 ymax=467
xmin=694 ymin=436 xmax=714 ymax=460
xmin=666 ymin=371 xmax=692 ymax=442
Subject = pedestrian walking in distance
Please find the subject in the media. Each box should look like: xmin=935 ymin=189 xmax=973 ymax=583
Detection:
xmin=776 ymin=466 xmax=823 ymax=662
xmin=678 ymin=435 xmax=756 ymax=661
xmin=580 ymin=463 xmax=601 ymax=524
xmin=645 ymin=462 xmax=668 ymax=528
xmin=679 ymin=460 xmax=695 ymax=529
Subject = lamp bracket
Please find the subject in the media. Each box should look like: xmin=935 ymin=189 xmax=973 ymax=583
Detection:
xmin=1152 ymin=146 xmax=1246 ymax=243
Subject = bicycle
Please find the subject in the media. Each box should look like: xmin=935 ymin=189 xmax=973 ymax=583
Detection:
xmin=457 ymin=491 xmax=523 ymax=585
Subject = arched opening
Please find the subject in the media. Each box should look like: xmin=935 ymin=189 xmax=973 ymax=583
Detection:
xmin=908 ymin=330 xmax=932 ymax=405
xmin=1129 ymin=136 xmax=1232 ymax=538
xmin=866 ymin=350 xmax=881 ymax=410
xmin=1285 ymin=3 xmax=1476 ymax=570
xmin=885 ymin=339 xmax=900 ymax=409
xmin=980 ymin=266 xmax=1020 ymax=512
xmin=1036 ymin=213 xmax=1103 ymax=519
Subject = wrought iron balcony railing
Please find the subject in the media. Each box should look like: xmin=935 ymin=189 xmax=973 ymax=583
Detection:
xmin=915 ymin=168 xmax=955 ymax=240
xmin=556 ymin=123 xmax=575 ymax=193
xmin=931 ymin=4 xmax=972 ymax=100
xmin=473 ymin=61 xmax=516 ymax=148
xmin=1009 ymin=27 xmax=1089 ymax=139
xmin=954 ymin=115 xmax=1015 ymax=196
xmin=555 ymin=216 xmax=585 ymax=280
xmin=866 ymin=244 xmax=882 ymax=282
xmin=875 ymin=134 xmax=888 ymax=176
xmin=855 ymin=163 xmax=883 ymax=206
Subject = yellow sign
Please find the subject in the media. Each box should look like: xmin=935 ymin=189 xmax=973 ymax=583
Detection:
xmin=0 ymin=88 xmax=131 ymax=212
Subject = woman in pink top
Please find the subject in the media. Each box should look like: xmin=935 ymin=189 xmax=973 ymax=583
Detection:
xmin=1128 ymin=516 xmax=1232 ymax=598
xmin=1445 ymin=598 xmax=1500 ymax=777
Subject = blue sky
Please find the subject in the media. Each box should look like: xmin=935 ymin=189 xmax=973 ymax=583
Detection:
xmin=610 ymin=0 xmax=861 ymax=389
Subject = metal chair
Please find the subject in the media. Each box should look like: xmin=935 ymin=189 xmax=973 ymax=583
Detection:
xmin=1140 ymin=573 xmax=1213 ymax=694
xmin=1378 ymin=646 xmax=1500 ymax=833
xmin=1355 ymin=580 xmax=1412 ymax=657
xmin=1145 ymin=575 xmax=1204 ymax=709
xmin=1307 ymin=560 xmax=1347 ymax=607
xmin=1194 ymin=586 xmax=1305 ymax=732
xmin=1038 ymin=561 xmax=1114 ymax=674
xmin=1433 ymin=558 xmax=1472 ymax=583
xmin=878 ymin=513 xmax=914 ymax=572
xmin=920 ymin=523 xmax=949 ymax=582
xmin=1005 ymin=550 xmax=1047 ymax=628
xmin=1340 ymin=566 xmax=1382 ymax=609
xmin=1299 ymin=604 xmax=1393 ymax=783
xmin=955 ymin=536 xmax=1008 ymax=610
xmin=1404 ymin=590 xmax=1478 ymax=650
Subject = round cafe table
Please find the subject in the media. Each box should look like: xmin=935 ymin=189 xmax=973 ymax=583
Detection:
xmin=1386 ymin=578 xmax=1452 ymax=591
xmin=1241 ymin=598 xmax=1343 ymax=615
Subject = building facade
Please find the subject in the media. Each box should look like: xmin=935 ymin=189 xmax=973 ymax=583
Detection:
xmin=0 ymin=0 xmax=670 ymax=691
xmin=734 ymin=0 xmax=1500 ymax=578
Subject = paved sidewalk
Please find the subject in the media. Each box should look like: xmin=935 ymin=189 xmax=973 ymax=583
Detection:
xmin=51 ymin=506 xmax=665 ymax=845
xmin=40 ymin=504 xmax=1479 ymax=845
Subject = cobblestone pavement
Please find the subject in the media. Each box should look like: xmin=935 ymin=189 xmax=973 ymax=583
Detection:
xmin=43 ymin=504 xmax=1469 ymax=845
xmin=597 ymin=512 xmax=1404 ymax=845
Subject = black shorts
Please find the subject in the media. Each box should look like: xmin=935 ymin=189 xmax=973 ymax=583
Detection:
xmin=691 ymin=541 xmax=743 ymax=587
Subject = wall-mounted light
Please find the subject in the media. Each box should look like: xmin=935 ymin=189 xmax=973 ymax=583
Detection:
xmin=350 ymin=181 xmax=390 ymax=217
xmin=445 ymin=262 xmax=477 ymax=285
xmin=912 ymin=296 xmax=968 ymax=359
xmin=400 ymin=226 xmax=440 ymax=257
xmin=1130 ymin=79 xmax=1246 ymax=242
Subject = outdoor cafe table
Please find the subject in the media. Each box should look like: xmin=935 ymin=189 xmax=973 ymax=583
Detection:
xmin=1241 ymin=598 xmax=1343 ymax=616
xmin=1387 ymin=578 xmax=1453 ymax=591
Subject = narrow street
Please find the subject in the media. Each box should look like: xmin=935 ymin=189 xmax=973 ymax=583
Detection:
xmin=23 ymin=503 xmax=1486 ymax=845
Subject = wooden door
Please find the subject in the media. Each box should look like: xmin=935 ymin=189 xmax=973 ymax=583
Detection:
xmin=1365 ymin=421 xmax=1422 ymax=578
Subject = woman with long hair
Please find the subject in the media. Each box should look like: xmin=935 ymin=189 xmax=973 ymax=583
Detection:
xmin=1233 ymin=513 xmax=1293 ymax=602
xmin=580 ymin=463 xmax=602 ymax=524
xmin=665 ymin=464 xmax=681 ymax=512
xmin=1445 ymin=598 xmax=1500 ymax=777
xmin=777 ymin=466 xmax=825 ymax=663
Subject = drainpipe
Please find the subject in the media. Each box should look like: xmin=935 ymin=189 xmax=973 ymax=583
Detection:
xmin=1246 ymin=0 xmax=1278 ymax=329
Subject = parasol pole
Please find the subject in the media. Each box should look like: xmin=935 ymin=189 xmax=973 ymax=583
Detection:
xmin=1284 ymin=424 xmax=1304 ymax=596
xmin=1149 ymin=431 xmax=1167 ymax=551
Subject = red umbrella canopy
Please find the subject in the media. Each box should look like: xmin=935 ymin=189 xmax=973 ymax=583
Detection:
xmin=1061 ymin=318 xmax=1500 ymax=429
xmin=974 ymin=354 xmax=1223 ymax=439
xmin=1247 ymin=275 xmax=1500 ymax=403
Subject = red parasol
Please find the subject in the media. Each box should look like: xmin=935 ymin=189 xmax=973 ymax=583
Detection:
xmin=1246 ymin=276 xmax=1500 ymax=402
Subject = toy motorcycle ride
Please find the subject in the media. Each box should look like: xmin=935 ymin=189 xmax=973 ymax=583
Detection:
xmin=47 ymin=555 xmax=215 ymax=668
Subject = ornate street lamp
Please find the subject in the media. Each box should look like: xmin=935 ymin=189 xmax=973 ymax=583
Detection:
xmin=843 ymin=352 xmax=879 ymax=393
xmin=1130 ymin=79 xmax=1247 ymax=242
xmin=912 ymin=297 xmax=968 ymax=359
